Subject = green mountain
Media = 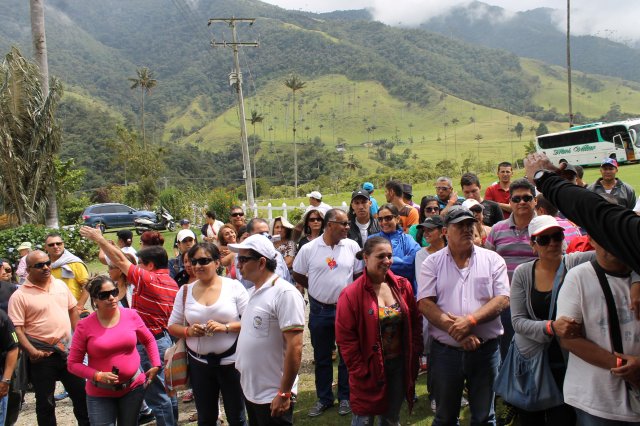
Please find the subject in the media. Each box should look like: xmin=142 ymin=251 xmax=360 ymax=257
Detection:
xmin=2 ymin=0 xmax=639 ymax=192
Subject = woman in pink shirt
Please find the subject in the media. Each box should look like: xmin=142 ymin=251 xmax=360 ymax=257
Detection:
xmin=68 ymin=276 xmax=161 ymax=426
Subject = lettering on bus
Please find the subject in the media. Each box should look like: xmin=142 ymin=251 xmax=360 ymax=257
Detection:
xmin=553 ymin=148 xmax=571 ymax=155
xmin=572 ymin=144 xmax=596 ymax=152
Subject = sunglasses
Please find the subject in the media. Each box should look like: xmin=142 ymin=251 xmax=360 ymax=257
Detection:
xmin=511 ymin=195 xmax=534 ymax=203
xmin=97 ymin=288 xmax=119 ymax=301
xmin=424 ymin=207 xmax=440 ymax=213
xmin=532 ymin=231 xmax=564 ymax=246
xmin=30 ymin=260 xmax=51 ymax=269
xmin=379 ymin=215 xmax=396 ymax=222
xmin=237 ymin=255 xmax=261 ymax=264
xmin=47 ymin=242 xmax=64 ymax=247
xmin=190 ymin=257 xmax=216 ymax=266
xmin=308 ymin=217 xmax=322 ymax=223
xmin=435 ymin=186 xmax=450 ymax=191
xmin=328 ymin=220 xmax=349 ymax=227
xmin=231 ymin=212 xmax=245 ymax=217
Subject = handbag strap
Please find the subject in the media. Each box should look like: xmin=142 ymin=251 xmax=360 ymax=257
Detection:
xmin=182 ymin=284 xmax=190 ymax=327
xmin=591 ymin=260 xmax=624 ymax=354
xmin=548 ymin=259 xmax=566 ymax=320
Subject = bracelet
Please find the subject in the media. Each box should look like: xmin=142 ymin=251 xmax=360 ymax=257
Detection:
xmin=617 ymin=357 xmax=624 ymax=368
xmin=225 ymin=324 xmax=229 ymax=334
xmin=546 ymin=320 xmax=555 ymax=336
xmin=277 ymin=390 xmax=292 ymax=398
xmin=184 ymin=326 xmax=189 ymax=338
xmin=94 ymin=371 xmax=103 ymax=382
xmin=467 ymin=314 xmax=478 ymax=327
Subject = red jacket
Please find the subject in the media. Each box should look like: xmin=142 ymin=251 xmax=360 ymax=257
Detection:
xmin=336 ymin=270 xmax=422 ymax=416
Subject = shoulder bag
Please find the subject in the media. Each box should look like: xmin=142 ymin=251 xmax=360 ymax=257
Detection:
xmin=164 ymin=285 xmax=190 ymax=396
xmin=494 ymin=260 xmax=565 ymax=411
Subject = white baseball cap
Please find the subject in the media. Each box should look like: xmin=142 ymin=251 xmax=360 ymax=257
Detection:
xmin=461 ymin=199 xmax=483 ymax=211
xmin=228 ymin=234 xmax=278 ymax=259
xmin=176 ymin=229 xmax=196 ymax=242
xmin=528 ymin=215 xmax=563 ymax=237
xmin=306 ymin=191 xmax=322 ymax=200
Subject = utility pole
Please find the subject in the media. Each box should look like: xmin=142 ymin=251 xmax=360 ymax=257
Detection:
xmin=209 ymin=17 xmax=258 ymax=207
xmin=566 ymin=0 xmax=573 ymax=127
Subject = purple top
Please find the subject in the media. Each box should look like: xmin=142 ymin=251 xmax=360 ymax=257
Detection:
xmin=485 ymin=215 xmax=537 ymax=282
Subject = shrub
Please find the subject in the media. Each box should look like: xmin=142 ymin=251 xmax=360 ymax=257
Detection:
xmin=59 ymin=196 xmax=91 ymax=226
xmin=207 ymin=188 xmax=239 ymax=223
xmin=158 ymin=188 xmax=192 ymax=222
xmin=0 ymin=224 xmax=98 ymax=264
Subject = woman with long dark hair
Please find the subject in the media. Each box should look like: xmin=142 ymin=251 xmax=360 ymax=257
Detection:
xmin=408 ymin=196 xmax=441 ymax=247
xmin=297 ymin=209 xmax=325 ymax=251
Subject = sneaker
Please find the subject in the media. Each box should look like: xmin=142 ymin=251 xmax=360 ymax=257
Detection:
xmin=338 ymin=399 xmax=352 ymax=416
xmin=54 ymin=391 xmax=68 ymax=401
xmin=138 ymin=409 xmax=155 ymax=425
xmin=182 ymin=390 xmax=194 ymax=403
xmin=430 ymin=399 xmax=437 ymax=412
xmin=460 ymin=396 xmax=469 ymax=407
xmin=308 ymin=400 xmax=333 ymax=417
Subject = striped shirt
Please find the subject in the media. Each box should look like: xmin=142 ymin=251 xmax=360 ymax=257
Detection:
xmin=485 ymin=215 xmax=537 ymax=282
xmin=127 ymin=265 xmax=179 ymax=335
xmin=557 ymin=217 xmax=582 ymax=246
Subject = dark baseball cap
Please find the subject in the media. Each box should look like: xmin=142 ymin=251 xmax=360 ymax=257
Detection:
xmin=351 ymin=189 xmax=370 ymax=201
xmin=444 ymin=206 xmax=475 ymax=225
xmin=417 ymin=216 xmax=444 ymax=229
xmin=402 ymin=183 xmax=413 ymax=196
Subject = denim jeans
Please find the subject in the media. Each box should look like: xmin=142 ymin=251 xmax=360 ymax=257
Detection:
xmin=30 ymin=353 xmax=90 ymax=426
xmin=137 ymin=331 xmax=178 ymax=426
xmin=351 ymin=357 xmax=404 ymax=426
xmin=188 ymin=355 xmax=247 ymax=426
xmin=86 ymin=384 xmax=145 ymax=426
xmin=0 ymin=393 xmax=7 ymax=426
xmin=575 ymin=408 xmax=640 ymax=426
xmin=308 ymin=297 xmax=349 ymax=405
xmin=430 ymin=338 xmax=500 ymax=426
xmin=245 ymin=398 xmax=294 ymax=426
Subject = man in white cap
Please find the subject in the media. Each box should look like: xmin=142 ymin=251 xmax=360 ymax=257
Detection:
xmin=168 ymin=229 xmax=196 ymax=280
xmin=15 ymin=242 xmax=32 ymax=284
xmin=229 ymin=235 xmax=305 ymax=426
xmin=304 ymin=191 xmax=331 ymax=216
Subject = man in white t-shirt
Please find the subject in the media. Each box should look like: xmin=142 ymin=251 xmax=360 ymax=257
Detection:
xmin=230 ymin=235 xmax=305 ymax=426
xmin=293 ymin=208 xmax=363 ymax=417
xmin=303 ymin=191 xmax=332 ymax=217
xmin=557 ymin=236 xmax=640 ymax=424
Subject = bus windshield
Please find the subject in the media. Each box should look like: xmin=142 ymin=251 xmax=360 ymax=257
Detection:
xmin=630 ymin=124 xmax=640 ymax=147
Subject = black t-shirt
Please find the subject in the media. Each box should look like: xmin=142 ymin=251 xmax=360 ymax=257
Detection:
xmin=0 ymin=281 xmax=17 ymax=313
xmin=480 ymin=199 xmax=504 ymax=227
xmin=0 ymin=310 xmax=18 ymax=376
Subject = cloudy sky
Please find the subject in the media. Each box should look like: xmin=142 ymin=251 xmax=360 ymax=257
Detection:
xmin=261 ymin=0 xmax=639 ymax=43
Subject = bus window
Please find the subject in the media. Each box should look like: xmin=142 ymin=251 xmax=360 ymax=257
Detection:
xmin=600 ymin=125 xmax=631 ymax=147
xmin=538 ymin=129 xmax=598 ymax=149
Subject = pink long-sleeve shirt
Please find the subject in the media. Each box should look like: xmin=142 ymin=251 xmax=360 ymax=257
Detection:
xmin=67 ymin=307 xmax=161 ymax=397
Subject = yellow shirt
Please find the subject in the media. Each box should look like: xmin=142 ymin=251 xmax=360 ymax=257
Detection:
xmin=51 ymin=262 xmax=89 ymax=301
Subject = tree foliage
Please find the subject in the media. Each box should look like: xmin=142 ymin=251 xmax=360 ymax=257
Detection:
xmin=0 ymin=47 xmax=63 ymax=224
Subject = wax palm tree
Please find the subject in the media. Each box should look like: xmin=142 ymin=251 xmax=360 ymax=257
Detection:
xmin=129 ymin=67 xmax=157 ymax=149
xmin=0 ymin=47 xmax=63 ymax=224
xmin=284 ymin=74 xmax=305 ymax=198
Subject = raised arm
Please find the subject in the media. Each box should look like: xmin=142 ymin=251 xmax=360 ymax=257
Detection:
xmin=80 ymin=226 xmax=133 ymax=275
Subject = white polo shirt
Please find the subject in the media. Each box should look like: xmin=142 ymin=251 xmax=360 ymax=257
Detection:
xmin=235 ymin=275 xmax=305 ymax=404
xmin=293 ymin=236 xmax=363 ymax=304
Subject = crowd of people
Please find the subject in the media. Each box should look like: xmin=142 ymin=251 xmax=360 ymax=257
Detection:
xmin=0 ymin=153 xmax=639 ymax=425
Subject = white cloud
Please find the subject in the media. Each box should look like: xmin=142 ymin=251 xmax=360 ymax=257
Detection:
xmin=261 ymin=0 xmax=640 ymax=43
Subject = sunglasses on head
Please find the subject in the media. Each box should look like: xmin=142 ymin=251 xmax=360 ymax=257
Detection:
xmin=532 ymin=231 xmax=564 ymax=246
xmin=237 ymin=255 xmax=261 ymax=264
xmin=231 ymin=212 xmax=245 ymax=217
xmin=424 ymin=207 xmax=440 ymax=213
xmin=308 ymin=217 xmax=322 ymax=223
xmin=47 ymin=242 xmax=64 ymax=247
xmin=30 ymin=260 xmax=51 ymax=269
xmin=190 ymin=257 xmax=215 ymax=266
xmin=97 ymin=288 xmax=119 ymax=301
xmin=511 ymin=195 xmax=534 ymax=203
xmin=379 ymin=215 xmax=396 ymax=222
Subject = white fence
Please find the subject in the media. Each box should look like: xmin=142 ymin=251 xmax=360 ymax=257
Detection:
xmin=187 ymin=202 xmax=349 ymax=225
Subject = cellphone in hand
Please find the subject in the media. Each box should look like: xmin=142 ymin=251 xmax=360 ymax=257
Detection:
xmin=111 ymin=366 xmax=119 ymax=376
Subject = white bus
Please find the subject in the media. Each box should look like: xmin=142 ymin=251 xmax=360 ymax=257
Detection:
xmin=536 ymin=119 xmax=640 ymax=166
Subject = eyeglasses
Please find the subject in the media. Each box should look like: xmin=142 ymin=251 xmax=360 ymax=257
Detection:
xmin=379 ymin=215 xmax=396 ymax=222
xmin=435 ymin=186 xmax=450 ymax=191
xmin=237 ymin=255 xmax=261 ymax=264
xmin=532 ymin=231 xmax=564 ymax=246
xmin=180 ymin=237 xmax=194 ymax=243
xmin=231 ymin=212 xmax=245 ymax=217
xmin=190 ymin=257 xmax=216 ymax=266
xmin=47 ymin=242 xmax=64 ymax=247
xmin=510 ymin=195 xmax=534 ymax=203
xmin=30 ymin=260 xmax=51 ymax=269
xmin=328 ymin=220 xmax=350 ymax=227
xmin=97 ymin=288 xmax=119 ymax=301
xmin=424 ymin=207 xmax=440 ymax=213
xmin=308 ymin=217 xmax=322 ymax=223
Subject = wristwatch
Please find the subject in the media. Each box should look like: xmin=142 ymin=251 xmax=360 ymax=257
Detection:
xmin=277 ymin=391 xmax=292 ymax=398
xmin=533 ymin=169 xmax=553 ymax=186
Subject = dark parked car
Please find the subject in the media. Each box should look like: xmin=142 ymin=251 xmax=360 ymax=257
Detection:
xmin=82 ymin=203 xmax=155 ymax=231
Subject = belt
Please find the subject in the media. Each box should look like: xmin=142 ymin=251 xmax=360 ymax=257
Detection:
xmin=433 ymin=337 xmax=497 ymax=352
xmin=92 ymin=370 xmax=141 ymax=391
xmin=309 ymin=297 xmax=336 ymax=309
xmin=153 ymin=330 xmax=167 ymax=340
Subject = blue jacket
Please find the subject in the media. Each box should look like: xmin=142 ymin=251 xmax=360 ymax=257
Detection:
xmin=369 ymin=228 xmax=421 ymax=294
